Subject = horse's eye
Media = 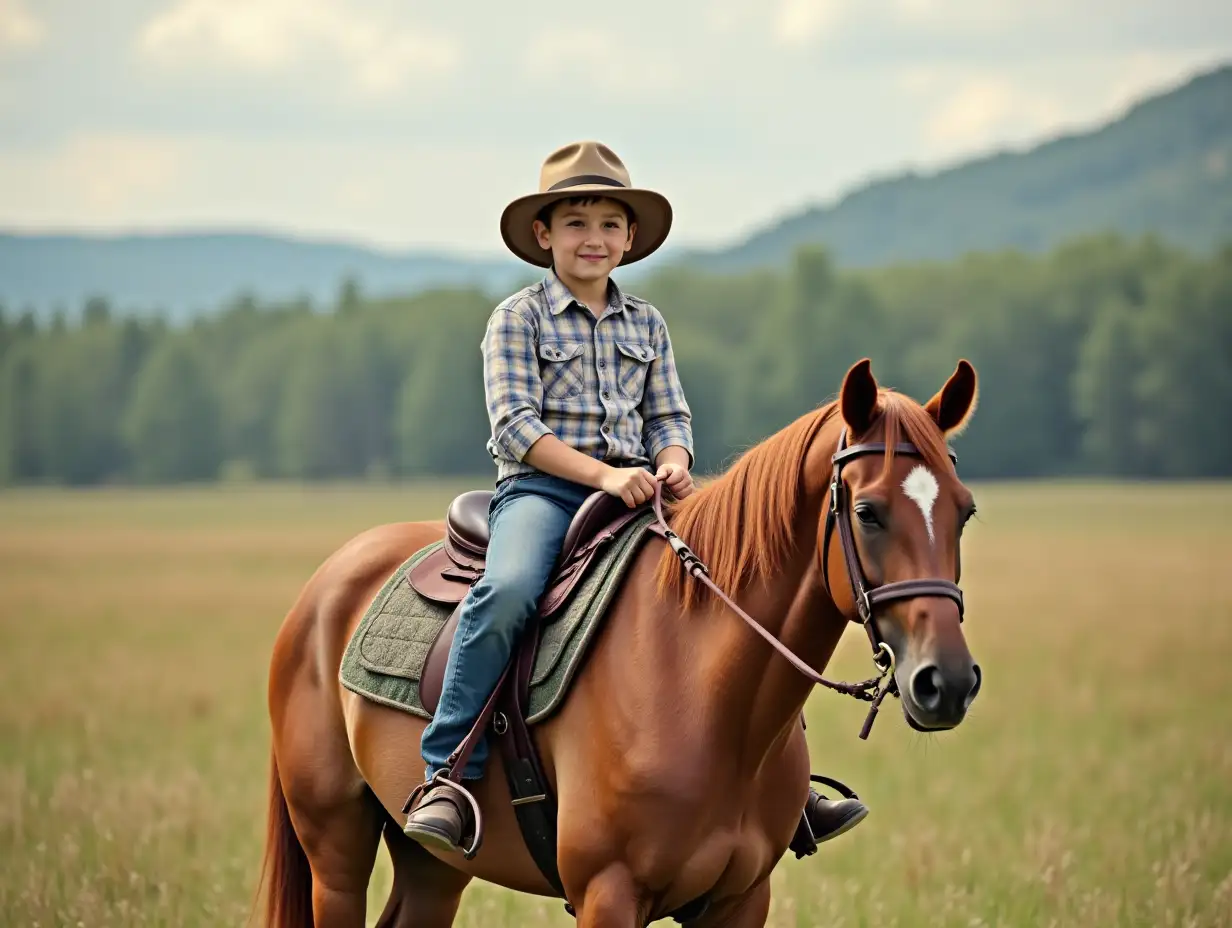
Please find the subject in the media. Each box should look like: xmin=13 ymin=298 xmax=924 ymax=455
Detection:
xmin=960 ymin=506 xmax=977 ymax=530
xmin=855 ymin=503 xmax=881 ymax=528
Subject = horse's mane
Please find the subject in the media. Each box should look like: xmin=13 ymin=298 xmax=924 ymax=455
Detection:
xmin=655 ymin=389 xmax=955 ymax=609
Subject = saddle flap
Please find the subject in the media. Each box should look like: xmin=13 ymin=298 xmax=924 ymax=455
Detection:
xmin=559 ymin=492 xmax=632 ymax=564
xmin=540 ymin=506 xmax=646 ymax=617
xmin=407 ymin=546 xmax=476 ymax=604
xmin=419 ymin=604 xmax=461 ymax=715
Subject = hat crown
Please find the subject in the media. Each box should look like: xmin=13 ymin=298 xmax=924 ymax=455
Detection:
xmin=537 ymin=141 xmax=631 ymax=194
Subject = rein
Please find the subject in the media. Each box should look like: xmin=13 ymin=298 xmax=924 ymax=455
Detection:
xmin=651 ymin=428 xmax=965 ymax=740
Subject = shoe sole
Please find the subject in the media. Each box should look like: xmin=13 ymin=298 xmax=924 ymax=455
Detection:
xmin=403 ymin=821 xmax=462 ymax=854
xmin=816 ymin=805 xmax=869 ymax=843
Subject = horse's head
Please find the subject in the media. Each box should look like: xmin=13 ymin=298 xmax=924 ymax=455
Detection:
xmin=820 ymin=358 xmax=981 ymax=732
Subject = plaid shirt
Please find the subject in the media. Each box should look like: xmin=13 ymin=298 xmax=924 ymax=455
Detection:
xmin=482 ymin=268 xmax=693 ymax=482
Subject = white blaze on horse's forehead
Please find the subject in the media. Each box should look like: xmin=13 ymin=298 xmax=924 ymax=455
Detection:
xmin=901 ymin=465 xmax=940 ymax=545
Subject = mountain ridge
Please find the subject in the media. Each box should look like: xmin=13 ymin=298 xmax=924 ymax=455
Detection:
xmin=3 ymin=62 xmax=1229 ymax=317
xmin=682 ymin=62 xmax=1232 ymax=271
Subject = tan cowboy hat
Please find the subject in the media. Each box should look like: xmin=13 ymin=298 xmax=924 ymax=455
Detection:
xmin=499 ymin=140 xmax=673 ymax=268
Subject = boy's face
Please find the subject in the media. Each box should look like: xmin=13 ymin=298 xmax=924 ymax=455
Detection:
xmin=533 ymin=198 xmax=637 ymax=284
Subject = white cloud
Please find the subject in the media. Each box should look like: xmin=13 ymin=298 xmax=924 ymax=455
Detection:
xmin=0 ymin=133 xmax=185 ymax=220
xmin=0 ymin=0 xmax=43 ymax=49
xmin=138 ymin=0 xmax=458 ymax=96
xmin=0 ymin=131 xmax=529 ymax=252
xmin=928 ymin=80 xmax=1016 ymax=146
xmin=2 ymin=0 xmax=1229 ymax=252
xmin=891 ymin=0 xmax=1014 ymax=28
xmin=521 ymin=28 xmax=680 ymax=94
xmin=898 ymin=65 xmax=1076 ymax=156
xmin=774 ymin=0 xmax=847 ymax=47
xmin=893 ymin=0 xmax=938 ymax=21
xmin=902 ymin=48 xmax=1225 ymax=162
xmin=924 ymin=77 xmax=1066 ymax=153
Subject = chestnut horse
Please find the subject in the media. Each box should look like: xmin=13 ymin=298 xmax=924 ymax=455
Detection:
xmin=257 ymin=358 xmax=982 ymax=927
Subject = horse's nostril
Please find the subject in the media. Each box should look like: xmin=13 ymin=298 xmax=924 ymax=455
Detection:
xmin=910 ymin=664 xmax=943 ymax=713
xmin=963 ymin=664 xmax=983 ymax=708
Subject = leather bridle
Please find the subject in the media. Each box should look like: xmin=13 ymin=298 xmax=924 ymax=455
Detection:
xmin=654 ymin=427 xmax=966 ymax=739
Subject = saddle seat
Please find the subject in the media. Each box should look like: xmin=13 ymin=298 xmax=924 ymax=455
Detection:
xmin=445 ymin=487 xmax=632 ymax=570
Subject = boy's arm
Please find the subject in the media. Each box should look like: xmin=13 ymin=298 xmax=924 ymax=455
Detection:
xmin=654 ymin=445 xmax=692 ymax=471
xmin=482 ymin=308 xmax=555 ymax=463
xmin=523 ymin=434 xmax=609 ymax=488
xmin=641 ymin=315 xmax=694 ymax=470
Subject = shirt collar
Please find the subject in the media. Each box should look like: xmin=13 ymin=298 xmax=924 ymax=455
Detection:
xmin=544 ymin=266 xmax=629 ymax=317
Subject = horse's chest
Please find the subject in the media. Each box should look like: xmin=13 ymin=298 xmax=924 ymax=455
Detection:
xmin=636 ymin=806 xmax=782 ymax=915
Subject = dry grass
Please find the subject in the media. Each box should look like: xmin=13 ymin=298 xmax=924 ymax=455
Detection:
xmin=1 ymin=481 xmax=1229 ymax=926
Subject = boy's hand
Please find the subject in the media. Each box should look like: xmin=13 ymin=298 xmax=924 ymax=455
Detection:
xmin=600 ymin=466 xmax=659 ymax=508
xmin=655 ymin=462 xmax=695 ymax=499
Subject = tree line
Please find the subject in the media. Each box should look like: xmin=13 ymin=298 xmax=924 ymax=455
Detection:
xmin=1 ymin=233 xmax=1229 ymax=486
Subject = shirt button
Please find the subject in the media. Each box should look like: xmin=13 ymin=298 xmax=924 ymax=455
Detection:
xmin=602 ymin=424 xmax=610 ymax=433
xmin=602 ymin=390 xmax=610 ymax=399
xmin=598 ymin=360 xmax=606 ymax=369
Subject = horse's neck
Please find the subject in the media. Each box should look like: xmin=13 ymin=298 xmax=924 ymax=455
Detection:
xmin=691 ymin=443 xmax=849 ymax=773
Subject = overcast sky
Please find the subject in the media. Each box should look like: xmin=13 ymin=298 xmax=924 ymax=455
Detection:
xmin=2 ymin=0 xmax=1229 ymax=256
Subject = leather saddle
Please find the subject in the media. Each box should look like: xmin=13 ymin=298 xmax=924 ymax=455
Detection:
xmin=407 ymin=487 xmax=651 ymax=715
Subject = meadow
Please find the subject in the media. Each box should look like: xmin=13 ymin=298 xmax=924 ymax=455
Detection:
xmin=1 ymin=481 xmax=1230 ymax=927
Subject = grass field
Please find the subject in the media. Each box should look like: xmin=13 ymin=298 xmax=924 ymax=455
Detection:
xmin=1 ymin=481 xmax=1230 ymax=927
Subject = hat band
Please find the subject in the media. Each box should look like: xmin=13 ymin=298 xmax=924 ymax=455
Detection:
xmin=547 ymin=174 xmax=627 ymax=192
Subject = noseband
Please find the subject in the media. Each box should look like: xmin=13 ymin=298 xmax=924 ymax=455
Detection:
xmin=654 ymin=427 xmax=966 ymax=740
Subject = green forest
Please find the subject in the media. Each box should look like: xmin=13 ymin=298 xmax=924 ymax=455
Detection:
xmin=1 ymin=233 xmax=1229 ymax=486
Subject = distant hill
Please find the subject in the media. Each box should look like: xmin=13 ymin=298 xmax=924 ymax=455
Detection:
xmin=4 ymin=64 xmax=1230 ymax=319
xmin=0 ymin=232 xmax=525 ymax=319
xmin=687 ymin=63 xmax=1232 ymax=271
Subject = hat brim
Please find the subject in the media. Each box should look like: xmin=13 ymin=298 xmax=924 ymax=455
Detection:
xmin=499 ymin=185 xmax=672 ymax=269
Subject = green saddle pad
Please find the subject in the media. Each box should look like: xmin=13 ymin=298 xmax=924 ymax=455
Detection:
xmin=339 ymin=509 xmax=656 ymax=725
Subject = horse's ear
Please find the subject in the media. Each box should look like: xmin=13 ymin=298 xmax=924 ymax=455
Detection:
xmin=925 ymin=359 xmax=979 ymax=437
xmin=840 ymin=358 xmax=880 ymax=436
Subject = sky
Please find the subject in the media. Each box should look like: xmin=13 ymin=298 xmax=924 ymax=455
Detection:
xmin=1 ymin=0 xmax=1230 ymax=256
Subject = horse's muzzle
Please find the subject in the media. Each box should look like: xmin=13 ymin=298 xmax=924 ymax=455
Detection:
xmin=900 ymin=659 xmax=981 ymax=730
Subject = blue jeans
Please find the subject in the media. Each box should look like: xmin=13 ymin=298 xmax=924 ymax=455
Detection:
xmin=420 ymin=473 xmax=595 ymax=780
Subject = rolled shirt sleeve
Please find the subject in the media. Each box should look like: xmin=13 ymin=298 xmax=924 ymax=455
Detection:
xmin=640 ymin=314 xmax=694 ymax=468
xmin=482 ymin=308 xmax=554 ymax=461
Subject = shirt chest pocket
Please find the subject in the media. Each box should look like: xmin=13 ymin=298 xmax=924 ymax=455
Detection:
xmin=615 ymin=341 xmax=657 ymax=401
xmin=538 ymin=340 xmax=587 ymax=401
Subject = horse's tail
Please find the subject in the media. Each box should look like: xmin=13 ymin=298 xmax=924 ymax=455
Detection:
xmin=253 ymin=748 xmax=313 ymax=928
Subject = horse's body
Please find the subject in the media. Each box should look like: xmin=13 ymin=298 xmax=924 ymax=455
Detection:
xmin=259 ymin=360 xmax=982 ymax=927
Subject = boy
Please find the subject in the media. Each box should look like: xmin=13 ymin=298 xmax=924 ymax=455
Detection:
xmin=403 ymin=141 xmax=867 ymax=854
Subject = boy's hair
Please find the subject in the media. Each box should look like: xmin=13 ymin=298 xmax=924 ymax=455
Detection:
xmin=535 ymin=195 xmax=637 ymax=229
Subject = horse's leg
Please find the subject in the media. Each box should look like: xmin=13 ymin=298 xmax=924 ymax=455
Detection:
xmin=573 ymin=866 xmax=650 ymax=928
xmin=373 ymin=818 xmax=471 ymax=928
xmin=691 ymin=879 xmax=771 ymax=928
xmin=283 ymin=776 xmax=384 ymax=926
xmin=274 ymin=638 xmax=384 ymax=924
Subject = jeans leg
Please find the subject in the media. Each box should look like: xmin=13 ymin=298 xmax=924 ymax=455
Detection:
xmin=419 ymin=478 xmax=585 ymax=780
